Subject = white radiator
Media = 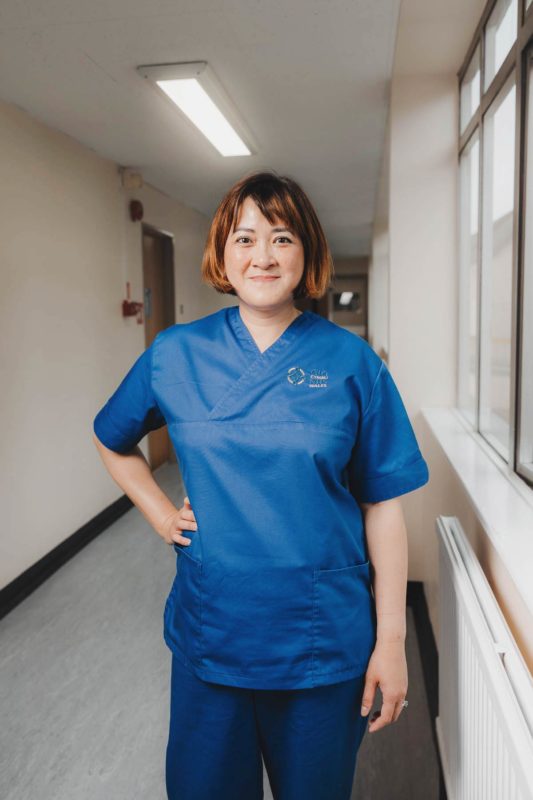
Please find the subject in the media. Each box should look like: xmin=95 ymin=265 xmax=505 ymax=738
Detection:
xmin=436 ymin=516 xmax=533 ymax=800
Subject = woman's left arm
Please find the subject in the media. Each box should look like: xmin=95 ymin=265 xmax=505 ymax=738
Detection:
xmin=359 ymin=497 xmax=409 ymax=733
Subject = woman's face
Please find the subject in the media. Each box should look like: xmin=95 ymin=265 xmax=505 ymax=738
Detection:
xmin=223 ymin=196 xmax=305 ymax=311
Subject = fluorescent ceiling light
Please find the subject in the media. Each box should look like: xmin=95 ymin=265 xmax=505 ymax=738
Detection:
xmin=137 ymin=61 xmax=254 ymax=157
xmin=339 ymin=292 xmax=354 ymax=306
xmin=157 ymin=79 xmax=249 ymax=156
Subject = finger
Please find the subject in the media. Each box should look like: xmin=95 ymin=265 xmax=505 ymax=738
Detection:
xmin=173 ymin=514 xmax=198 ymax=539
xmin=391 ymin=702 xmax=402 ymax=723
xmin=177 ymin=517 xmax=198 ymax=531
xmin=368 ymin=701 xmax=395 ymax=732
xmin=171 ymin=531 xmax=192 ymax=545
xmin=367 ymin=707 xmax=383 ymax=733
xmin=182 ymin=498 xmax=196 ymax=522
xmin=392 ymin=698 xmax=406 ymax=723
xmin=180 ymin=509 xmax=197 ymax=523
xmin=360 ymin=678 xmax=377 ymax=717
xmin=368 ymin=699 xmax=396 ymax=732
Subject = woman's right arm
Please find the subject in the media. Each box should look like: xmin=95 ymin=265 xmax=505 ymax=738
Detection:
xmin=92 ymin=432 xmax=196 ymax=546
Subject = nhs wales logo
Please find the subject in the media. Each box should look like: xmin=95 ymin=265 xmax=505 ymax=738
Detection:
xmin=287 ymin=366 xmax=328 ymax=389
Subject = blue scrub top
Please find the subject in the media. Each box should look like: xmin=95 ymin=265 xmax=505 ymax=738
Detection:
xmin=93 ymin=305 xmax=429 ymax=690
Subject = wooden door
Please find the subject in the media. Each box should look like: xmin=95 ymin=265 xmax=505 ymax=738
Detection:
xmin=142 ymin=227 xmax=176 ymax=470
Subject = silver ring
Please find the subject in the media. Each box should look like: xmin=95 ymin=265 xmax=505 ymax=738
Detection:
xmin=401 ymin=699 xmax=408 ymax=708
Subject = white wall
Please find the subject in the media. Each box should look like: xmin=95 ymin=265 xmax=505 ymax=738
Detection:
xmin=368 ymin=111 xmax=390 ymax=359
xmin=0 ymin=99 xmax=214 ymax=589
xmin=388 ymin=74 xmax=458 ymax=414
xmin=369 ymin=73 xmax=458 ymax=590
xmin=388 ymin=73 xmax=458 ymax=596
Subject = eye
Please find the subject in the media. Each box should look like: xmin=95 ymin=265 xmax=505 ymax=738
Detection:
xmin=275 ymin=236 xmax=293 ymax=244
xmin=236 ymin=236 xmax=252 ymax=244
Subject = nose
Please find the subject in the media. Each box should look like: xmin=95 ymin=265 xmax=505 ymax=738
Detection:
xmin=253 ymin=240 xmax=276 ymax=268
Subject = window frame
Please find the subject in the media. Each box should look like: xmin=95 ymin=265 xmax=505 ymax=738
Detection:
xmin=457 ymin=0 xmax=533 ymax=489
xmin=457 ymin=128 xmax=481 ymax=429
xmin=516 ymin=46 xmax=533 ymax=484
xmin=479 ymin=70 xmax=517 ymax=462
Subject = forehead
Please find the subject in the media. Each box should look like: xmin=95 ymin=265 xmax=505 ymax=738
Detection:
xmin=232 ymin=196 xmax=288 ymax=229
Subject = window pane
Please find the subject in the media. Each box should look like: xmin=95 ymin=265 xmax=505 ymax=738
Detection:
xmin=518 ymin=56 xmax=533 ymax=476
xmin=458 ymin=132 xmax=480 ymax=426
xmin=484 ymin=0 xmax=517 ymax=90
xmin=479 ymin=78 xmax=516 ymax=460
xmin=460 ymin=45 xmax=481 ymax=134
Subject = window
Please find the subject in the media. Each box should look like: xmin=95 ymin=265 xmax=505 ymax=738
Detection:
xmin=479 ymin=78 xmax=516 ymax=459
xmin=458 ymin=132 xmax=480 ymax=426
xmin=458 ymin=1 xmax=533 ymax=489
xmin=460 ymin=46 xmax=481 ymax=134
xmin=484 ymin=0 xmax=517 ymax=90
xmin=517 ymin=52 xmax=533 ymax=481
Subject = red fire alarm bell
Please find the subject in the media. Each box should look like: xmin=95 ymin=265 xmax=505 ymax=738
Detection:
xmin=122 ymin=281 xmax=144 ymax=324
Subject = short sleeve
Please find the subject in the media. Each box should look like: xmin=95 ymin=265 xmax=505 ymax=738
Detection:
xmin=347 ymin=361 xmax=429 ymax=504
xmin=93 ymin=342 xmax=166 ymax=454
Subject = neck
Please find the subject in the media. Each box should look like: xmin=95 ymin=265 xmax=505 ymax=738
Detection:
xmin=237 ymin=301 xmax=301 ymax=331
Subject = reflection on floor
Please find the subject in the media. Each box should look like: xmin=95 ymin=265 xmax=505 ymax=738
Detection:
xmin=0 ymin=463 xmax=441 ymax=799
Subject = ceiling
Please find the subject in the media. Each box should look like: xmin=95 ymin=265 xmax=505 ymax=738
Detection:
xmin=0 ymin=1 xmax=485 ymax=255
xmin=0 ymin=0 xmax=405 ymax=257
xmin=394 ymin=0 xmax=486 ymax=77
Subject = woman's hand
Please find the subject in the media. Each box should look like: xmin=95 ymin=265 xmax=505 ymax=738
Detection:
xmin=360 ymin=640 xmax=408 ymax=733
xmin=159 ymin=496 xmax=198 ymax=546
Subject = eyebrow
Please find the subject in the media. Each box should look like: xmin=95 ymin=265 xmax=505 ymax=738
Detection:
xmin=233 ymin=226 xmax=293 ymax=234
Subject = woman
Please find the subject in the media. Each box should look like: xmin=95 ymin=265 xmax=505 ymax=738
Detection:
xmin=93 ymin=171 xmax=429 ymax=800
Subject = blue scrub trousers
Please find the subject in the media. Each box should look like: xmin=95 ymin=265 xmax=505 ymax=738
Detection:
xmin=166 ymin=653 xmax=369 ymax=800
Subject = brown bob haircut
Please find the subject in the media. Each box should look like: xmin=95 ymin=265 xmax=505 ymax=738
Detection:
xmin=201 ymin=171 xmax=334 ymax=299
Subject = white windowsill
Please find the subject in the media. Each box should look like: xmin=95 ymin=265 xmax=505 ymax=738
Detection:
xmin=421 ymin=406 xmax=533 ymax=613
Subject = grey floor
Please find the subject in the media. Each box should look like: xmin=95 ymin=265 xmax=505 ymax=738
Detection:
xmin=1 ymin=463 xmax=440 ymax=799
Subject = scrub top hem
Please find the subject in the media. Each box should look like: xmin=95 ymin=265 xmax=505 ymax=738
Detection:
xmin=163 ymin=633 xmax=371 ymax=690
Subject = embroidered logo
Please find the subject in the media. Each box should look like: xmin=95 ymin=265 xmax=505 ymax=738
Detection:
xmin=287 ymin=366 xmax=306 ymax=385
xmin=287 ymin=366 xmax=329 ymax=389
xmin=309 ymin=369 xmax=328 ymax=389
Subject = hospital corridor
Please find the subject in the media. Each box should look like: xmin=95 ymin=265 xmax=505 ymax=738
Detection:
xmin=0 ymin=463 xmax=441 ymax=799
xmin=1 ymin=1 xmax=533 ymax=799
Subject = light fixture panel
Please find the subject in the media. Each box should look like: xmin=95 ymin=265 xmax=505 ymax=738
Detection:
xmin=137 ymin=61 xmax=256 ymax=157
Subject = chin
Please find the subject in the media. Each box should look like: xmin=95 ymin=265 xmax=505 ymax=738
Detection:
xmin=244 ymin=291 xmax=294 ymax=307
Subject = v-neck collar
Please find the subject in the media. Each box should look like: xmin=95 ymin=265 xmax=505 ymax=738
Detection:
xmin=227 ymin=304 xmax=313 ymax=359
xmin=209 ymin=305 xmax=317 ymax=421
